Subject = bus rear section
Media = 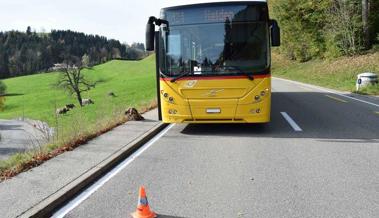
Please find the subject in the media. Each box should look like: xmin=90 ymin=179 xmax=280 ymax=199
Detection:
xmin=146 ymin=1 xmax=280 ymax=123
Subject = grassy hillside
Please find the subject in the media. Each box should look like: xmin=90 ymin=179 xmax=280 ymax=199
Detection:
xmin=0 ymin=56 xmax=157 ymax=177
xmin=272 ymin=51 xmax=379 ymax=95
xmin=1 ymin=55 xmax=157 ymax=125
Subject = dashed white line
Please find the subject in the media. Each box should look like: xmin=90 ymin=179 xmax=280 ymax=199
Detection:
xmin=281 ymin=112 xmax=303 ymax=132
xmin=52 ymin=123 xmax=175 ymax=218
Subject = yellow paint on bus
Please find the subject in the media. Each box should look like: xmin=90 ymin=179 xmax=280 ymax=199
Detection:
xmin=159 ymin=76 xmax=271 ymax=123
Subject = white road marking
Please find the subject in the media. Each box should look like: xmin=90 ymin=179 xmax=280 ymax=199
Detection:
xmin=274 ymin=77 xmax=379 ymax=108
xmin=298 ymin=85 xmax=315 ymax=91
xmin=281 ymin=112 xmax=303 ymax=132
xmin=52 ymin=124 xmax=175 ymax=218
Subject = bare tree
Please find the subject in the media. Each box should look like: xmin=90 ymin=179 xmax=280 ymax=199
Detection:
xmin=56 ymin=56 xmax=95 ymax=106
xmin=328 ymin=0 xmax=363 ymax=55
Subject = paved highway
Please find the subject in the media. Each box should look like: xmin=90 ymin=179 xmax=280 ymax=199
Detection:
xmin=59 ymin=78 xmax=379 ymax=218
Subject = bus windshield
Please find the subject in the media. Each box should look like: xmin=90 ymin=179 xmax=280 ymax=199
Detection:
xmin=159 ymin=4 xmax=269 ymax=77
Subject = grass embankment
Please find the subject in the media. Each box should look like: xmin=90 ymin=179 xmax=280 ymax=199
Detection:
xmin=272 ymin=51 xmax=379 ymax=95
xmin=0 ymin=55 xmax=157 ymax=179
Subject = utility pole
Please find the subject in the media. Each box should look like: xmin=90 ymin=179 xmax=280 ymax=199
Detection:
xmin=362 ymin=0 xmax=370 ymax=48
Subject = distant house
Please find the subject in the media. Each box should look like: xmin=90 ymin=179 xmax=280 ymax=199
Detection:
xmin=49 ymin=63 xmax=69 ymax=71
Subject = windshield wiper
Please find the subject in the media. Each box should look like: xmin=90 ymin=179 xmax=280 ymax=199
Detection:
xmin=160 ymin=72 xmax=170 ymax=78
xmin=221 ymin=65 xmax=254 ymax=80
xmin=170 ymin=71 xmax=193 ymax=83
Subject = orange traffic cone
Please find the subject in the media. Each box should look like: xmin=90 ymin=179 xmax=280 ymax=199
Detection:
xmin=131 ymin=186 xmax=157 ymax=218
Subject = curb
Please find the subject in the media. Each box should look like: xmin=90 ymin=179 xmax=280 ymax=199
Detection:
xmin=19 ymin=122 xmax=168 ymax=218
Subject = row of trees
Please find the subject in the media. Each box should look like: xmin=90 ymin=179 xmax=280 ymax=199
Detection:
xmin=271 ymin=0 xmax=379 ymax=61
xmin=0 ymin=28 xmax=147 ymax=79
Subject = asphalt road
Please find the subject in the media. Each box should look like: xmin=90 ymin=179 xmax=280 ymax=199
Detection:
xmin=62 ymin=78 xmax=379 ymax=218
xmin=0 ymin=119 xmax=50 ymax=160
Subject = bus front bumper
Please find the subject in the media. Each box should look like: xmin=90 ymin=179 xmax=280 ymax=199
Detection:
xmin=162 ymin=103 xmax=271 ymax=124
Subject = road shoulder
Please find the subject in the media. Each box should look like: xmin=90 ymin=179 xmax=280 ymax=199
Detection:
xmin=273 ymin=77 xmax=379 ymax=107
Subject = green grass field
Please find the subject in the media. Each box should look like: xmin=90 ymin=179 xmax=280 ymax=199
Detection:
xmin=272 ymin=51 xmax=379 ymax=95
xmin=0 ymin=55 xmax=157 ymax=176
xmin=1 ymin=55 xmax=157 ymax=125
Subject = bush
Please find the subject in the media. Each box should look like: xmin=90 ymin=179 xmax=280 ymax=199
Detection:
xmin=271 ymin=0 xmax=379 ymax=61
xmin=272 ymin=0 xmax=329 ymax=61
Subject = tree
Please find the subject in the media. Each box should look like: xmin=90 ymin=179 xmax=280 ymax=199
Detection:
xmin=327 ymin=0 xmax=364 ymax=55
xmin=362 ymin=0 xmax=370 ymax=48
xmin=271 ymin=0 xmax=378 ymax=59
xmin=0 ymin=80 xmax=6 ymax=111
xmin=0 ymin=30 xmax=128 ymax=79
xmin=81 ymin=53 xmax=90 ymax=67
xmin=272 ymin=0 xmax=329 ymax=61
xmin=26 ymin=26 xmax=32 ymax=36
xmin=56 ymin=57 xmax=95 ymax=106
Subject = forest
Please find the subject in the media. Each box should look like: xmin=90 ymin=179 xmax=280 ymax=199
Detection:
xmin=270 ymin=0 xmax=379 ymax=62
xmin=1 ymin=1 xmax=378 ymax=78
xmin=0 ymin=28 xmax=146 ymax=79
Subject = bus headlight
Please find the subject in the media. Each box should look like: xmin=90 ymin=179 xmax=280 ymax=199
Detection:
xmin=168 ymin=109 xmax=177 ymax=114
xmin=254 ymin=95 xmax=260 ymax=101
xmin=260 ymin=91 xmax=266 ymax=96
xmin=163 ymin=93 xmax=169 ymax=98
xmin=168 ymin=97 xmax=174 ymax=103
xmin=250 ymin=108 xmax=261 ymax=114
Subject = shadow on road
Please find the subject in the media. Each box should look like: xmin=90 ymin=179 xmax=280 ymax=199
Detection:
xmin=0 ymin=124 xmax=23 ymax=131
xmin=181 ymin=92 xmax=379 ymax=140
xmin=0 ymin=147 xmax=25 ymax=156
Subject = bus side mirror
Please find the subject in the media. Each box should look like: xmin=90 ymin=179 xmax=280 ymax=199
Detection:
xmin=270 ymin=19 xmax=281 ymax=47
xmin=146 ymin=22 xmax=155 ymax=51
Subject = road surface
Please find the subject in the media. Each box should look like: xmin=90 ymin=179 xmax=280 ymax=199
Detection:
xmin=59 ymin=78 xmax=379 ymax=218
xmin=0 ymin=119 xmax=51 ymax=160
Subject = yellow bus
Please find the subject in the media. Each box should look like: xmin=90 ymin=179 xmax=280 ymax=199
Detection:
xmin=146 ymin=1 xmax=280 ymax=123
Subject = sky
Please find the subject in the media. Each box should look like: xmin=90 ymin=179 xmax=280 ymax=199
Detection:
xmin=0 ymin=0 xmax=252 ymax=44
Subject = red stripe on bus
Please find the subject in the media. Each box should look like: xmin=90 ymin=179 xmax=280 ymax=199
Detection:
xmin=160 ymin=74 xmax=271 ymax=81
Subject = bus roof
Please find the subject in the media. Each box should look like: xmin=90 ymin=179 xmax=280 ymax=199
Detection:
xmin=161 ymin=1 xmax=267 ymax=11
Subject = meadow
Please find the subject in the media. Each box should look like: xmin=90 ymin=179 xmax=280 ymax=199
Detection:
xmin=1 ymin=55 xmax=156 ymax=123
xmin=0 ymin=55 xmax=157 ymax=177
xmin=271 ymin=50 xmax=379 ymax=95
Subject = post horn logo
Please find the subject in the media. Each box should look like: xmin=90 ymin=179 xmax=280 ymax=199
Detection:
xmin=202 ymin=89 xmax=224 ymax=97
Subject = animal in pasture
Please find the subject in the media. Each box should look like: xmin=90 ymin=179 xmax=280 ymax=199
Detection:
xmin=56 ymin=107 xmax=70 ymax=115
xmin=108 ymin=92 xmax=117 ymax=97
xmin=65 ymin=103 xmax=75 ymax=109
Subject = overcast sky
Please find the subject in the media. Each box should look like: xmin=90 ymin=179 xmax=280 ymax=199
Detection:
xmin=0 ymin=0 xmax=249 ymax=44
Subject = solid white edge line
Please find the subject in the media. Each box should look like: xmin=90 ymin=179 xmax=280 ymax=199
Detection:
xmin=52 ymin=123 xmax=175 ymax=218
xmin=273 ymin=77 xmax=379 ymax=108
xmin=281 ymin=112 xmax=302 ymax=132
